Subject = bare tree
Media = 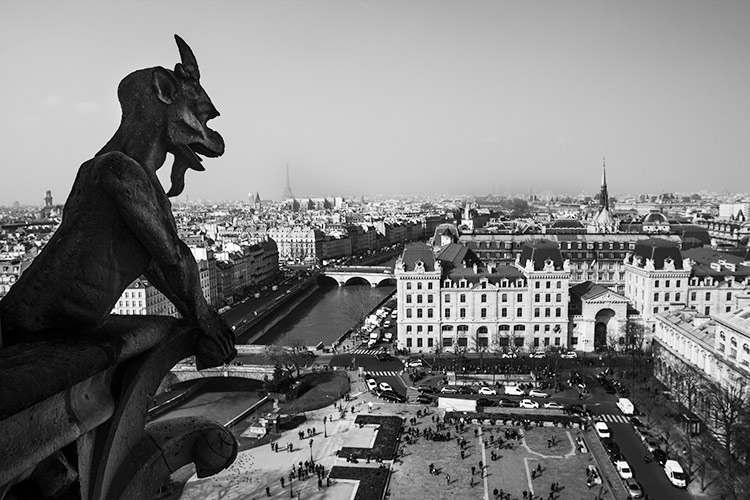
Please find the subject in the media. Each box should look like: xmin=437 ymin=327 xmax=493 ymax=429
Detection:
xmin=342 ymin=287 xmax=372 ymax=341
xmin=706 ymin=378 xmax=750 ymax=481
xmin=671 ymin=363 xmax=706 ymax=473
xmin=264 ymin=336 xmax=310 ymax=378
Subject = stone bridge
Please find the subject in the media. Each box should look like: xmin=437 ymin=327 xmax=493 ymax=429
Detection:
xmin=322 ymin=265 xmax=396 ymax=287
xmin=170 ymin=363 xmax=274 ymax=382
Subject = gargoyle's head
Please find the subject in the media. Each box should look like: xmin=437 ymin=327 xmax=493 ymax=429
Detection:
xmin=116 ymin=35 xmax=224 ymax=197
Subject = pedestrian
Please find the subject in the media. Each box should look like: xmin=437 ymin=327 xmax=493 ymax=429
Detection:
xmin=446 ymin=473 xmax=450 ymax=485
xmin=470 ymin=475 xmax=474 ymax=488
xmin=266 ymin=486 xmax=271 ymax=497
xmin=479 ymin=460 xmax=483 ymax=470
xmin=532 ymin=470 xmax=536 ymax=479
xmin=461 ymin=450 xmax=465 ymax=460
xmin=537 ymin=463 xmax=542 ymax=474
xmin=280 ymin=477 xmax=285 ymax=488
xmin=471 ymin=466 xmax=476 ymax=475
xmin=318 ymin=477 xmax=322 ymax=490
xmin=493 ymin=488 xmax=499 ymax=498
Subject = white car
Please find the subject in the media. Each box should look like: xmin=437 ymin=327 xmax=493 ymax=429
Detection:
xmin=379 ymin=382 xmax=393 ymax=392
xmin=504 ymin=385 xmax=526 ymax=396
xmin=544 ymin=401 xmax=565 ymax=410
xmin=406 ymin=359 xmax=423 ymax=367
xmin=478 ymin=386 xmax=497 ymax=396
xmin=366 ymin=379 xmax=378 ymax=392
xmin=501 ymin=352 xmax=517 ymax=359
xmin=560 ymin=351 xmax=578 ymax=359
xmin=519 ymin=399 xmax=539 ymax=409
xmin=594 ymin=421 xmax=611 ymax=439
xmin=615 ymin=460 xmax=633 ymax=479
xmin=529 ymin=389 xmax=549 ymax=398
xmin=529 ymin=352 xmax=546 ymax=359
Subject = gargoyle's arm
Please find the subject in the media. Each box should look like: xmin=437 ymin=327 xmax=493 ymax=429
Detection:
xmin=99 ymin=152 xmax=211 ymax=322
xmin=144 ymin=263 xmax=192 ymax=319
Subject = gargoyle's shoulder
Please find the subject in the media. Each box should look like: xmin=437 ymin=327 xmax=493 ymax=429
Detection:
xmin=87 ymin=151 xmax=147 ymax=178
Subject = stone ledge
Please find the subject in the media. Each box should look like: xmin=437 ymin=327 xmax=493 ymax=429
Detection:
xmin=0 ymin=315 xmax=178 ymax=420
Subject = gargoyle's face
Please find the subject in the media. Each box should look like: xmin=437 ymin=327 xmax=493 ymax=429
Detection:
xmin=166 ymin=77 xmax=224 ymax=167
xmin=161 ymin=35 xmax=225 ymax=197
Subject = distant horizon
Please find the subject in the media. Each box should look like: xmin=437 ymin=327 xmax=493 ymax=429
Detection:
xmin=2 ymin=1 xmax=749 ymax=205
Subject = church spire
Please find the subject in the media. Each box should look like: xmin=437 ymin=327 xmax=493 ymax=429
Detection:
xmin=599 ymin=157 xmax=609 ymax=211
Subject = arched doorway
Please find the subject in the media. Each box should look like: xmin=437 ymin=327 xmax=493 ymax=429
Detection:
xmin=594 ymin=308 xmax=616 ymax=350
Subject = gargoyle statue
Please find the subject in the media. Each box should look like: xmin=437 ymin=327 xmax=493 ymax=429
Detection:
xmin=0 ymin=35 xmax=236 ymax=368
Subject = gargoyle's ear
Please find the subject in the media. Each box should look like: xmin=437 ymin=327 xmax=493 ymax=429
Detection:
xmin=153 ymin=67 xmax=177 ymax=105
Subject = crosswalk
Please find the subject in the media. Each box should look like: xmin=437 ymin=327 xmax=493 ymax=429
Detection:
xmin=349 ymin=348 xmax=379 ymax=355
xmin=363 ymin=370 xmax=400 ymax=377
xmin=597 ymin=413 xmax=631 ymax=424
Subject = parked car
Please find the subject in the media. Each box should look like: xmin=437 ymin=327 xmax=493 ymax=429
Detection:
xmin=500 ymin=352 xmax=518 ymax=359
xmin=519 ymin=399 xmax=539 ymax=409
xmin=504 ymin=385 xmax=526 ymax=396
xmin=643 ymin=436 xmax=661 ymax=453
xmin=380 ymin=390 xmax=406 ymax=403
xmin=623 ymin=477 xmax=643 ymax=498
xmin=457 ymin=386 xmax=475 ymax=394
xmin=601 ymin=438 xmax=620 ymax=455
xmin=476 ymin=398 xmax=495 ymax=407
xmin=478 ymin=386 xmax=497 ymax=396
xmin=383 ymin=332 xmax=393 ymax=341
xmin=564 ymin=404 xmax=586 ymax=416
xmin=366 ymin=379 xmax=378 ymax=392
xmin=543 ymin=401 xmax=565 ymax=410
xmin=406 ymin=358 xmax=423 ymax=367
xmin=440 ymin=386 xmax=459 ymax=394
xmin=664 ymin=460 xmax=687 ymax=488
xmin=652 ymin=449 xmax=668 ymax=466
xmin=379 ymin=382 xmax=393 ymax=392
xmin=610 ymin=452 xmax=626 ymax=465
xmin=529 ymin=389 xmax=549 ymax=398
xmin=615 ymin=460 xmax=633 ymax=479
xmin=375 ymin=352 xmax=393 ymax=361
xmin=529 ymin=352 xmax=546 ymax=359
xmin=417 ymin=385 xmax=439 ymax=394
xmin=416 ymin=394 xmax=435 ymax=404
xmin=595 ymin=421 xmax=611 ymax=439
xmin=560 ymin=351 xmax=578 ymax=358
xmin=497 ymin=399 xmax=516 ymax=408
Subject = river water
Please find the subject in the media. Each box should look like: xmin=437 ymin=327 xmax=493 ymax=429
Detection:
xmin=254 ymin=281 xmax=394 ymax=346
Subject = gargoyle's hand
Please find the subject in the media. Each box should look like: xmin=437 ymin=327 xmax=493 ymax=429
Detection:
xmin=195 ymin=310 xmax=237 ymax=370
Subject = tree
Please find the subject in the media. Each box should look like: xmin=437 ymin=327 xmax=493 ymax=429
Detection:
xmin=342 ymin=287 xmax=372 ymax=341
xmin=671 ymin=364 xmax=706 ymax=473
xmin=264 ymin=336 xmax=310 ymax=378
xmin=706 ymin=378 xmax=750 ymax=481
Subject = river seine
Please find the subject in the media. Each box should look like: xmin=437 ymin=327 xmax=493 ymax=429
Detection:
xmin=253 ymin=281 xmax=395 ymax=346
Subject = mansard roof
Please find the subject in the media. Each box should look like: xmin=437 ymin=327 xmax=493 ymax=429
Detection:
xmin=682 ymin=247 xmax=750 ymax=281
xmin=399 ymin=242 xmax=437 ymax=272
xmin=632 ymin=238 xmax=684 ymax=270
xmin=518 ymin=239 xmax=564 ymax=271
xmin=437 ymin=243 xmax=482 ymax=270
xmin=430 ymin=223 xmax=459 ymax=247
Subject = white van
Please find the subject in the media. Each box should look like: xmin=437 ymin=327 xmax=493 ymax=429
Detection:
xmin=664 ymin=460 xmax=687 ymax=488
xmin=504 ymin=385 xmax=525 ymax=396
xmin=616 ymin=397 xmax=634 ymax=415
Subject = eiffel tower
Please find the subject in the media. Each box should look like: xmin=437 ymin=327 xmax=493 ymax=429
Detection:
xmin=282 ymin=163 xmax=295 ymax=200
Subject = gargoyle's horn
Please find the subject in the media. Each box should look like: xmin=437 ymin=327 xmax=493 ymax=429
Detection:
xmin=174 ymin=34 xmax=200 ymax=80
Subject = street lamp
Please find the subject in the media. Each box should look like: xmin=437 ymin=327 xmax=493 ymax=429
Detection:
xmin=309 ymin=438 xmax=314 ymax=463
xmin=289 ymin=472 xmax=294 ymax=498
xmin=323 ymin=416 xmax=327 ymax=437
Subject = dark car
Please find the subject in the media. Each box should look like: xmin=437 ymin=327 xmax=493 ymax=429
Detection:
xmin=416 ymin=394 xmax=435 ymax=404
xmin=610 ymin=452 xmax=626 ymax=465
xmin=417 ymin=385 xmax=439 ymax=394
xmin=476 ymin=398 xmax=495 ymax=407
xmin=564 ymin=404 xmax=585 ymax=415
xmin=380 ymin=390 xmax=406 ymax=403
xmin=497 ymin=399 xmax=516 ymax=408
xmin=601 ymin=438 xmax=620 ymax=455
xmin=375 ymin=352 xmax=393 ymax=361
xmin=457 ymin=386 xmax=475 ymax=395
xmin=652 ymin=449 xmax=668 ymax=466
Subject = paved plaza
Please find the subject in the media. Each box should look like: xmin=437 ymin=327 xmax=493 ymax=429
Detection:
xmin=178 ymin=371 xmax=616 ymax=500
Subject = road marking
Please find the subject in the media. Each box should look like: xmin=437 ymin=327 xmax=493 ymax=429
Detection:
xmin=479 ymin=426 xmax=489 ymax=500
xmin=523 ymin=458 xmax=536 ymax=495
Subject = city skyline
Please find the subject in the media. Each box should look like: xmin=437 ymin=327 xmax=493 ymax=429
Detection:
xmin=1 ymin=0 xmax=750 ymax=205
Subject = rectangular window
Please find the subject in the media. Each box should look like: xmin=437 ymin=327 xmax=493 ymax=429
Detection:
xmin=676 ymin=280 xmax=680 ymax=287
xmin=571 ymin=337 xmax=578 ymax=345
xmin=665 ymin=293 xmax=670 ymax=302
xmin=534 ymin=308 xmax=540 ymax=318
xmin=544 ymin=308 xmax=551 ymax=317
xmin=546 ymin=281 xmax=551 ymax=289
xmin=428 ymin=295 xmax=434 ymax=303
xmin=502 ymin=293 xmax=507 ymax=302
xmin=428 ymin=325 xmax=433 ymax=333
xmin=406 ymin=338 xmax=412 ymax=347
xmin=691 ymin=292 xmax=696 ymax=301
xmin=458 ymin=337 xmax=468 ymax=347
xmin=445 ymin=294 xmax=451 ymax=303
xmin=705 ymin=306 xmax=710 ymax=315
xmin=406 ymin=326 xmax=412 ymax=333
xmin=655 ymin=280 xmax=660 ymax=288
xmin=534 ymin=325 xmax=540 ymax=332
xmin=534 ymin=294 xmax=540 ymax=302
xmin=428 ymin=338 xmax=434 ymax=347
xmin=654 ymin=293 xmax=659 ymax=301
xmin=554 ymin=337 xmax=560 ymax=346
xmin=406 ymin=282 xmax=412 ymax=290
xmin=427 ymin=309 xmax=434 ymax=318
xmin=481 ymin=294 xmax=487 ymax=303
xmin=706 ymin=292 xmax=711 ymax=300
xmin=533 ymin=338 xmax=540 ymax=347
xmin=666 ymin=280 xmax=670 ymax=288
xmin=445 ymin=309 xmax=451 ymax=318
xmin=417 ymin=309 xmax=423 ymax=318
xmin=428 ymin=282 xmax=433 ymax=290
xmin=535 ymin=282 xmax=540 ymax=289
xmin=517 ymin=307 xmax=522 ymax=316
xmin=460 ymin=308 xmax=466 ymax=318
xmin=460 ymin=294 xmax=466 ymax=302
xmin=406 ymin=295 xmax=412 ymax=303
xmin=544 ymin=337 xmax=550 ymax=346
xmin=501 ymin=308 xmax=508 ymax=317
xmin=406 ymin=309 xmax=412 ymax=318
xmin=481 ymin=308 xmax=487 ymax=318
xmin=477 ymin=337 xmax=488 ymax=347
xmin=443 ymin=338 xmax=453 ymax=347
xmin=555 ymin=307 xmax=561 ymax=317
xmin=417 ymin=338 xmax=423 ymax=348
xmin=417 ymin=295 xmax=423 ymax=303
xmin=675 ymin=293 xmax=680 ymax=302
xmin=417 ymin=282 xmax=422 ymax=290
xmin=727 ymin=292 xmax=733 ymax=300
xmin=545 ymin=294 xmax=551 ymax=302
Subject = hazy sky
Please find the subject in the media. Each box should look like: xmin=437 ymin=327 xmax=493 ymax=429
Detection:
xmin=1 ymin=0 xmax=749 ymax=205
